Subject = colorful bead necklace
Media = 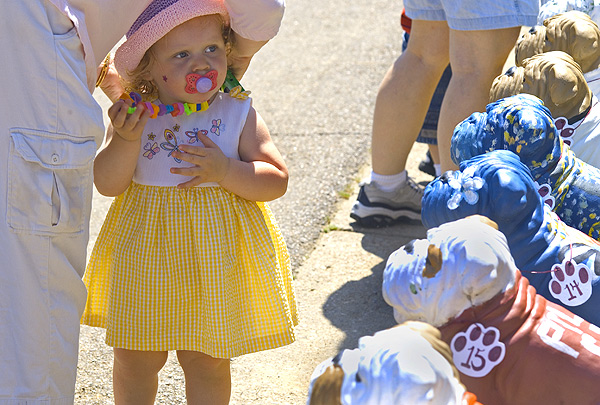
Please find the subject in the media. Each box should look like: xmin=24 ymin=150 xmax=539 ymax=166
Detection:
xmin=119 ymin=71 xmax=250 ymax=119
xmin=120 ymin=91 xmax=209 ymax=119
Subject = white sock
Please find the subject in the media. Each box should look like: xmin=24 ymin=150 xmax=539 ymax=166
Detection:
xmin=434 ymin=164 xmax=442 ymax=177
xmin=370 ymin=170 xmax=407 ymax=192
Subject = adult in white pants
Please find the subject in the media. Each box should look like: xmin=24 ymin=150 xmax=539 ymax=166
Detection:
xmin=0 ymin=0 xmax=284 ymax=403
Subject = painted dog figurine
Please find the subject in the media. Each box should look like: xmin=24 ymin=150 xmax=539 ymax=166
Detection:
xmin=383 ymin=215 xmax=600 ymax=405
xmin=489 ymin=52 xmax=600 ymax=168
xmin=515 ymin=11 xmax=600 ymax=97
xmin=307 ymin=321 xmax=472 ymax=405
xmin=452 ymin=94 xmax=600 ymax=240
xmin=421 ymin=150 xmax=600 ymax=326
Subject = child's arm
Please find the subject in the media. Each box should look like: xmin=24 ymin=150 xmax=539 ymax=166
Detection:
xmin=94 ymin=100 xmax=150 ymax=197
xmin=171 ymin=106 xmax=288 ymax=202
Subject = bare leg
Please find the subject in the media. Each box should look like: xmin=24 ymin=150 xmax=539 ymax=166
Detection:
xmin=437 ymin=27 xmax=521 ymax=171
xmin=113 ymin=348 xmax=168 ymax=405
xmin=177 ymin=350 xmax=231 ymax=405
xmin=371 ymin=20 xmax=449 ymax=175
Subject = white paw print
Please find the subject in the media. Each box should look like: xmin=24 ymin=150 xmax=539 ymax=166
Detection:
xmin=451 ymin=323 xmax=505 ymax=378
xmin=549 ymin=258 xmax=593 ymax=306
xmin=534 ymin=181 xmax=555 ymax=209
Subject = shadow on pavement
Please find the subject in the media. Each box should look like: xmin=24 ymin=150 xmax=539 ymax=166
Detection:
xmin=322 ymin=220 xmax=428 ymax=350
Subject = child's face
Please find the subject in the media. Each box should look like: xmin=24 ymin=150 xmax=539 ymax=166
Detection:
xmin=145 ymin=15 xmax=228 ymax=105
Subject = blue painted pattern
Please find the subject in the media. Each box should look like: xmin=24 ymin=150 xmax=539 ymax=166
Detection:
xmin=422 ymin=150 xmax=600 ymax=326
xmin=452 ymin=94 xmax=600 ymax=240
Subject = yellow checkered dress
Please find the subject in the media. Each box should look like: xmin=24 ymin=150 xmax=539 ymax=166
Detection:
xmin=82 ymin=183 xmax=297 ymax=358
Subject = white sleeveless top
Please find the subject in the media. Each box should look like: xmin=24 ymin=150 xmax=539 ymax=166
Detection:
xmin=133 ymin=92 xmax=251 ymax=187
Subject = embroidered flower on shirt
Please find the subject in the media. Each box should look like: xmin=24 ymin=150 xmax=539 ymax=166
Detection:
xmin=447 ymin=166 xmax=484 ymax=210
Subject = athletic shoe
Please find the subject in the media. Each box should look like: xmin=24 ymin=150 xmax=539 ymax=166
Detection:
xmin=350 ymin=177 xmax=423 ymax=227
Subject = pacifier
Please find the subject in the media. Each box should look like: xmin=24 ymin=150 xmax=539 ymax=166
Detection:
xmin=185 ymin=70 xmax=218 ymax=94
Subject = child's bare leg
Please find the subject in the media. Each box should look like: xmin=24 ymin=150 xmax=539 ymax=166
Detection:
xmin=113 ymin=348 xmax=168 ymax=405
xmin=177 ymin=350 xmax=231 ymax=405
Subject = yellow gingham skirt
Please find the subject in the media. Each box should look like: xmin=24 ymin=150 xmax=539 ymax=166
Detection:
xmin=81 ymin=183 xmax=297 ymax=358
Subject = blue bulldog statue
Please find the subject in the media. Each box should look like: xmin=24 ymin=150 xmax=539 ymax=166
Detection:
xmin=451 ymin=94 xmax=600 ymax=240
xmin=422 ymin=149 xmax=600 ymax=326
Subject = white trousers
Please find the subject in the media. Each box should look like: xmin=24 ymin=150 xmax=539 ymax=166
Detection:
xmin=0 ymin=1 xmax=104 ymax=403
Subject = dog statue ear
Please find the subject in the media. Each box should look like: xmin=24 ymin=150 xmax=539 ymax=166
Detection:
xmin=548 ymin=63 xmax=580 ymax=107
xmin=569 ymin=22 xmax=600 ymax=72
xmin=423 ymin=244 xmax=443 ymax=278
xmin=470 ymin=214 xmax=499 ymax=230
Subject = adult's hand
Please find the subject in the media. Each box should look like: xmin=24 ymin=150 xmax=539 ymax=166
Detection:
xmin=228 ymin=32 xmax=269 ymax=80
xmin=98 ymin=56 xmax=127 ymax=102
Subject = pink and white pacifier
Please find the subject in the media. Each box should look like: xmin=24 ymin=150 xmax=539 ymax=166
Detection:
xmin=185 ymin=70 xmax=218 ymax=94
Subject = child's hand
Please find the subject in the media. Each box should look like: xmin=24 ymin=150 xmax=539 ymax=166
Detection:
xmin=170 ymin=132 xmax=230 ymax=188
xmin=108 ymin=99 xmax=149 ymax=142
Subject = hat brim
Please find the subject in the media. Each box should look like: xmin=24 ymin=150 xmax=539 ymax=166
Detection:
xmin=115 ymin=0 xmax=229 ymax=78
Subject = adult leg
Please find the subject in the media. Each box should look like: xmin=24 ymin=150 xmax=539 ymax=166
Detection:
xmin=371 ymin=19 xmax=450 ymax=175
xmin=113 ymin=349 xmax=168 ymax=404
xmin=0 ymin=2 xmax=103 ymax=403
xmin=177 ymin=350 xmax=231 ymax=405
xmin=351 ymin=19 xmax=450 ymax=226
xmin=437 ymin=27 xmax=521 ymax=171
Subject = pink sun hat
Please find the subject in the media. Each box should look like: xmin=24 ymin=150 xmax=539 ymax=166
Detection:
xmin=114 ymin=0 xmax=229 ymax=78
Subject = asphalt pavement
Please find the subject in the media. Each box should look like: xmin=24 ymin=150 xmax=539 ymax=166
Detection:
xmin=75 ymin=1 xmax=434 ymax=403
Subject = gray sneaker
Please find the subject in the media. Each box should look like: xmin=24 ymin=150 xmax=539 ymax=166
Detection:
xmin=350 ymin=177 xmax=423 ymax=227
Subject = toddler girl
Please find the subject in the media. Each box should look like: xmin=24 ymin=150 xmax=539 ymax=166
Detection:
xmin=81 ymin=0 xmax=297 ymax=403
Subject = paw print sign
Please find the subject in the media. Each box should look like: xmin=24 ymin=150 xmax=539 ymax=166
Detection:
xmin=451 ymin=323 xmax=505 ymax=378
xmin=554 ymin=117 xmax=575 ymax=147
xmin=549 ymin=258 xmax=593 ymax=306
xmin=534 ymin=181 xmax=555 ymax=209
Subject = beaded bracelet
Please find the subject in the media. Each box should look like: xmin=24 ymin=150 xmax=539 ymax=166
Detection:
xmin=119 ymin=92 xmax=209 ymax=119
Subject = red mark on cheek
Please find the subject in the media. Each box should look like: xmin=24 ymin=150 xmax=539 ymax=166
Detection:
xmin=163 ymin=75 xmax=168 ymax=82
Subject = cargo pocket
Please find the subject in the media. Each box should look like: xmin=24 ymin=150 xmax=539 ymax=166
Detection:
xmin=7 ymin=128 xmax=96 ymax=235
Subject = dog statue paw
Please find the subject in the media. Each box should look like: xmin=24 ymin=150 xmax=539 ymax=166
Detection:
xmin=383 ymin=215 xmax=600 ymax=404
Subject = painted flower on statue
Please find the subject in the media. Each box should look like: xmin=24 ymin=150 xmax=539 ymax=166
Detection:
xmin=447 ymin=166 xmax=484 ymax=210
